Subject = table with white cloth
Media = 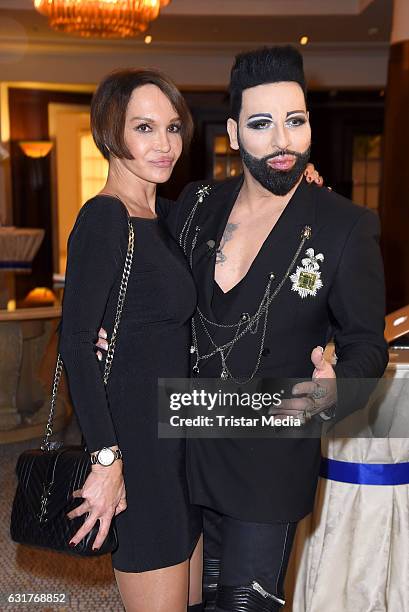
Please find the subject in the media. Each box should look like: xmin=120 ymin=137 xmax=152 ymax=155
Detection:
xmin=0 ymin=227 xmax=44 ymax=308
xmin=286 ymin=348 xmax=409 ymax=612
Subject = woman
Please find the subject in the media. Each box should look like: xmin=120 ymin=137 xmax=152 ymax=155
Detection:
xmin=59 ymin=69 xmax=203 ymax=612
xmin=61 ymin=67 xmax=323 ymax=612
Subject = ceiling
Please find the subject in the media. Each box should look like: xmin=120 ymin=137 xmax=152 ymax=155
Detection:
xmin=0 ymin=0 xmax=392 ymax=47
xmin=0 ymin=0 xmax=392 ymax=90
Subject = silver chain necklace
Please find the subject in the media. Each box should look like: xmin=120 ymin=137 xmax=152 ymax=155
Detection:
xmin=180 ymin=185 xmax=311 ymax=384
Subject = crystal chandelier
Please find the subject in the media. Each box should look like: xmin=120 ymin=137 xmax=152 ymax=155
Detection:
xmin=33 ymin=0 xmax=171 ymax=38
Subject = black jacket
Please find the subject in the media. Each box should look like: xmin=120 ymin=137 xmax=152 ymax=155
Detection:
xmin=161 ymin=176 xmax=389 ymax=522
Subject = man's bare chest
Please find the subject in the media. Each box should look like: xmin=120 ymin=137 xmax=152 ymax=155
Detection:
xmin=214 ymin=212 xmax=282 ymax=293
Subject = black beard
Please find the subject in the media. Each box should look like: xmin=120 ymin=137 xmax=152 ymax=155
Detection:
xmin=238 ymin=138 xmax=311 ymax=196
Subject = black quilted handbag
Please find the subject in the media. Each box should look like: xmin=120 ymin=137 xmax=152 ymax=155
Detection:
xmin=10 ymin=443 xmax=118 ymax=556
xmin=10 ymin=218 xmax=134 ymax=556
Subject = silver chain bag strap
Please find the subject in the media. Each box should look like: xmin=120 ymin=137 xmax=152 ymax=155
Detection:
xmin=42 ymin=219 xmax=135 ymax=450
xmin=10 ymin=217 xmax=134 ymax=557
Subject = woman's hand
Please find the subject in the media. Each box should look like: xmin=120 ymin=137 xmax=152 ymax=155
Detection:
xmin=67 ymin=455 xmax=126 ymax=550
xmin=304 ymin=163 xmax=324 ymax=186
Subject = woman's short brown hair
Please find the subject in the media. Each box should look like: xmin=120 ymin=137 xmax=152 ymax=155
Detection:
xmin=91 ymin=68 xmax=193 ymax=160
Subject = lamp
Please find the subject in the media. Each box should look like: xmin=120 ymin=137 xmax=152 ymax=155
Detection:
xmin=19 ymin=141 xmax=53 ymax=159
xmin=33 ymin=0 xmax=171 ymax=38
xmin=18 ymin=142 xmax=54 ymax=191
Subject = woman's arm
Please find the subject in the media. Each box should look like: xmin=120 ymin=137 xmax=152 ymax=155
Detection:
xmin=59 ymin=197 xmax=128 ymax=452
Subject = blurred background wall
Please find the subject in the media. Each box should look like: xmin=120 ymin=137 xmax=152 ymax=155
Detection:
xmin=0 ymin=0 xmax=406 ymax=310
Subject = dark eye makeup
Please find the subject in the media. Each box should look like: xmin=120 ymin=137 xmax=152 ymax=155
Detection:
xmin=246 ymin=115 xmax=307 ymax=130
xmin=133 ymin=122 xmax=182 ymax=133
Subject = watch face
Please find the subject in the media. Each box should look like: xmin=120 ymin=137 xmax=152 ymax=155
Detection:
xmin=98 ymin=447 xmax=115 ymax=466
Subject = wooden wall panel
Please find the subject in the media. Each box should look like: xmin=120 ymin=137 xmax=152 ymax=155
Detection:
xmin=380 ymin=41 xmax=409 ymax=311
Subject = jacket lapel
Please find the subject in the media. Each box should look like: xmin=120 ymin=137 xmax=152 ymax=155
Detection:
xmin=190 ymin=176 xmax=243 ymax=316
xmin=189 ymin=176 xmax=319 ymax=316
xmin=189 ymin=176 xmax=320 ymax=373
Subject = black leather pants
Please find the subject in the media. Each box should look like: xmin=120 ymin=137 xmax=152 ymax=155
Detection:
xmin=202 ymin=509 xmax=297 ymax=612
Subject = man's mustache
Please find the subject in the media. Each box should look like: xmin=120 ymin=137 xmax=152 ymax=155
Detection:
xmin=264 ymin=149 xmax=306 ymax=162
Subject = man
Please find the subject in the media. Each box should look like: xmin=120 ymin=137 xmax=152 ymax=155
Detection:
xmin=97 ymin=46 xmax=387 ymax=611
xmin=170 ymin=46 xmax=388 ymax=611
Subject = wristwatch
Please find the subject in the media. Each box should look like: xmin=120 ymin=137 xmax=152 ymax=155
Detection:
xmin=90 ymin=447 xmax=123 ymax=466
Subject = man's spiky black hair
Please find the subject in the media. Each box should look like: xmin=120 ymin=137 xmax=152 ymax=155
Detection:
xmin=229 ymin=45 xmax=307 ymax=121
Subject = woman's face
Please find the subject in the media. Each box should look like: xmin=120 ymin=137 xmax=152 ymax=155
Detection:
xmin=120 ymin=84 xmax=183 ymax=184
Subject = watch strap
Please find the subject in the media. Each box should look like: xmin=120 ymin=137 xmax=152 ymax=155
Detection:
xmin=90 ymin=448 xmax=123 ymax=465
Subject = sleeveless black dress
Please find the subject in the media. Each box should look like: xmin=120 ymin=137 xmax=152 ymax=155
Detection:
xmin=59 ymin=195 xmax=201 ymax=572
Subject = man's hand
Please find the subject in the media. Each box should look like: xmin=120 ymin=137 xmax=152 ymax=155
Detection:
xmin=268 ymin=346 xmax=337 ymax=423
xmin=95 ymin=327 xmax=108 ymax=361
xmin=304 ymin=163 xmax=324 ymax=186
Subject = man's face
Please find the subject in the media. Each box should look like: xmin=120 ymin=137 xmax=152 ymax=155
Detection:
xmin=227 ymin=81 xmax=311 ymax=195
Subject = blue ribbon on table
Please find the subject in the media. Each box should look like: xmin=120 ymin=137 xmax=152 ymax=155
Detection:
xmin=320 ymin=457 xmax=409 ymax=485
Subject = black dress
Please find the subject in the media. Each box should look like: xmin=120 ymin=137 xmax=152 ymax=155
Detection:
xmin=59 ymin=195 xmax=201 ymax=572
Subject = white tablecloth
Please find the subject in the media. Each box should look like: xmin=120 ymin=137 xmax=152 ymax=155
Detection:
xmin=287 ymin=355 xmax=409 ymax=612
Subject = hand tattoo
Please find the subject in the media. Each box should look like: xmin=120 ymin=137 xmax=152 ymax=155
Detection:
xmin=216 ymin=222 xmax=239 ymax=265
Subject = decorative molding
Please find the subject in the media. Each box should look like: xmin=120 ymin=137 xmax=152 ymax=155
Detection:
xmin=0 ymin=35 xmax=390 ymax=58
xmin=161 ymin=0 xmax=373 ymax=17
xmin=0 ymin=38 xmax=389 ymax=90
xmin=0 ymin=0 xmax=376 ymax=16
xmin=160 ymin=0 xmax=376 ymax=16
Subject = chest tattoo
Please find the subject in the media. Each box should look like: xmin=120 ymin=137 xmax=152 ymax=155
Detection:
xmin=216 ymin=222 xmax=239 ymax=265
